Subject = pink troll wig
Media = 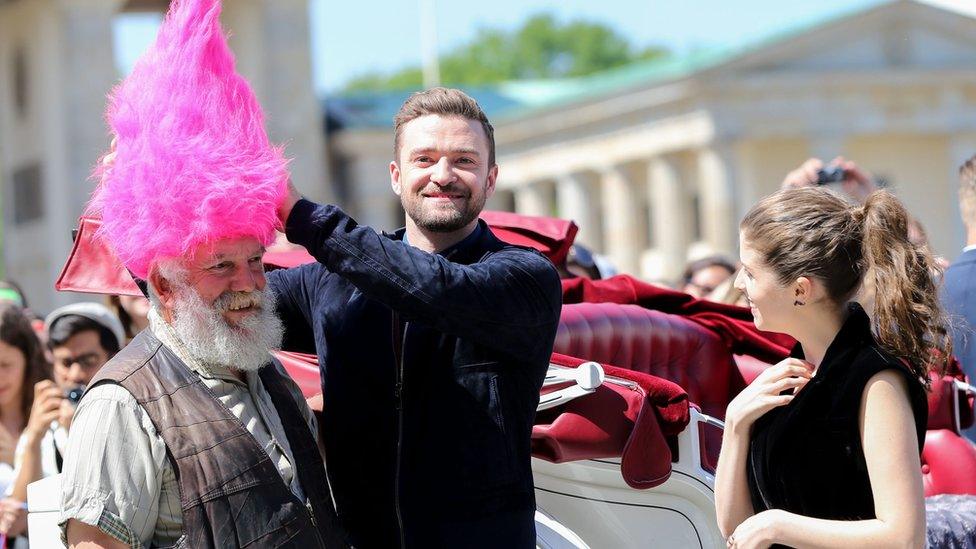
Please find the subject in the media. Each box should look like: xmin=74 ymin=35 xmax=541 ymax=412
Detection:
xmin=88 ymin=0 xmax=288 ymax=279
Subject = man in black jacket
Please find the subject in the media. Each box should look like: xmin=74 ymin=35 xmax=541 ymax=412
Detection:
xmin=268 ymin=87 xmax=562 ymax=548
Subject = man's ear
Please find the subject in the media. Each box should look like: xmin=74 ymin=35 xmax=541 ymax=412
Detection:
xmin=390 ymin=161 xmax=402 ymax=196
xmin=148 ymin=269 xmax=175 ymax=310
xmin=486 ymin=164 xmax=498 ymax=199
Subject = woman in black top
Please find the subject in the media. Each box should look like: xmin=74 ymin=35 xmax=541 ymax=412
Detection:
xmin=715 ymin=187 xmax=951 ymax=548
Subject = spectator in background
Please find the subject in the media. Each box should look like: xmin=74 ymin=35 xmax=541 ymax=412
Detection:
xmin=781 ymin=156 xmax=878 ymax=202
xmin=107 ymin=295 xmax=150 ymax=343
xmin=943 ymin=155 xmax=976 ymax=443
xmin=0 ymin=305 xmax=50 ymax=489
xmin=0 ymin=282 xmax=26 ymax=309
xmin=565 ymin=244 xmax=603 ymax=279
xmin=1 ymin=303 xmax=123 ymax=538
xmin=682 ymin=255 xmax=736 ymax=299
xmin=0 ymin=304 xmax=52 ymax=541
xmin=0 ymin=281 xmax=46 ymax=347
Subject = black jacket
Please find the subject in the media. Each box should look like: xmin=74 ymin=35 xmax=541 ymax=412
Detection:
xmin=267 ymin=200 xmax=562 ymax=549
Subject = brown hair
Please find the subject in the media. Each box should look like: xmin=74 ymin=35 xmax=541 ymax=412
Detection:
xmin=393 ymin=87 xmax=495 ymax=166
xmin=0 ymin=304 xmax=51 ymax=422
xmin=959 ymin=155 xmax=976 ymax=227
xmin=741 ymin=187 xmax=951 ymax=382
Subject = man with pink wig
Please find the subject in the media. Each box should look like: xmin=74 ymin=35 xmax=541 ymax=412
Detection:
xmin=58 ymin=1 xmax=345 ymax=547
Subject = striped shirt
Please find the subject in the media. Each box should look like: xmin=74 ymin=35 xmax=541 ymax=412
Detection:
xmin=59 ymin=310 xmax=319 ymax=548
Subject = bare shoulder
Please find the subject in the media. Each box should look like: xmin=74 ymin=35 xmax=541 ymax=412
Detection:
xmin=864 ymin=368 xmax=912 ymax=397
xmin=859 ymin=368 xmax=917 ymax=436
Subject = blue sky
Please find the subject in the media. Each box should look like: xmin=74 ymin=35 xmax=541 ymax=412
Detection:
xmin=115 ymin=0 xmax=959 ymax=94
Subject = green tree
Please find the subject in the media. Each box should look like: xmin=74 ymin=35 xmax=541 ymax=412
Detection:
xmin=344 ymin=13 xmax=668 ymax=91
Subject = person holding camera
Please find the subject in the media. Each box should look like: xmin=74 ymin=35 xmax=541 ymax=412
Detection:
xmin=780 ymin=156 xmax=878 ymax=201
xmin=0 ymin=303 xmax=123 ymax=538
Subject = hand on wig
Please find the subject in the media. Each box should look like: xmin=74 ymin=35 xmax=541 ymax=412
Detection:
xmin=277 ymin=179 xmax=303 ymax=227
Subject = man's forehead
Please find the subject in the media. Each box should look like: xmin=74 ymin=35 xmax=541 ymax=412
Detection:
xmin=189 ymin=237 xmax=266 ymax=263
xmin=400 ymin=115 xmax=487 ymax=148
xmin=53 ymin=329 xmax=104 ymax=353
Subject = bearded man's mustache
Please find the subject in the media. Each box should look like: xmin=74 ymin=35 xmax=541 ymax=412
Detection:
xmin=419 ymin=185 xmax=470 ymax=197
xmin=214 ymin=291 xmax=262 ymax=313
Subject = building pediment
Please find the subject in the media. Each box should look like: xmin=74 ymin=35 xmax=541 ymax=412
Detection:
xmin=709 ymin=0 xmax=976 ymax=78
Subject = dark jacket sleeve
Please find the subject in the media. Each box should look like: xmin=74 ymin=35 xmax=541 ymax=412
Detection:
xmin=283 ymin=199 xmax=562 ymax=354
xmin=266 ymin=264 xmax=318 ymax=354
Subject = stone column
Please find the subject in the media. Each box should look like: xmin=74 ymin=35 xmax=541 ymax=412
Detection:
xmin=600 ymin=166 xmax=642 ymax=275
xmin=224 ymin=0 xmax=332 ymax=203
xmin=696 ymin=145 xmax=738 ymax=256
xmin=556 ymin=172 xmax=601 ymax=251
xmin=55 ymin=0 xmax=123 ymax=214
xmin=27 ymin=0 xmax=123 ymax=310
xmin=648 ymin=156 xmax=689 ymax=281
xmin=514 ymin=181 xmax=554 ymax=218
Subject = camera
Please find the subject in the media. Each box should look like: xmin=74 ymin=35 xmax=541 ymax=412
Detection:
xmin=815 ymin=165 xmax=846 ymax=185
xmin=65 ymin=385 xmax=86 ymax=405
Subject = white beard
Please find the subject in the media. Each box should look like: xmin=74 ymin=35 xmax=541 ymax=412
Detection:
xmin=167 ymin=283 xmax=284 ymax=372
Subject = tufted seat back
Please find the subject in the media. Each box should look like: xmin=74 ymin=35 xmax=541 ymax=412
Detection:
xmin=554 ymin=302 xmax=734 ymax=418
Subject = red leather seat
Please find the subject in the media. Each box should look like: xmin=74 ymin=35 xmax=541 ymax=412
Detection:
xmin=554 ymin=303 xmax=734 ymax=419
xmin=922 ymin=430 xmax=976 ymax=496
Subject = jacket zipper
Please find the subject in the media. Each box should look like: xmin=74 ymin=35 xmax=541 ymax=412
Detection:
xmin=392 ymin=312 xmax=407 ymax=549
xmin=306 ymin=500 xmax=327 ymax=547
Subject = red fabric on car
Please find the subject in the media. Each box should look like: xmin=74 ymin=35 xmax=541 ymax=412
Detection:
xmin=479 ymin=210 xmax=578 ymax=266
xmin=927 ymin=357 xmax=975 ymax=433
xmin=733 ymin=354 xmax=771 ymax=386
xmin=554 ymin=303 xmax=734 ymax=419
xmin=532 ymin=352 xmax=689 ymax=490
xmin=264 ymin=248 xmax=316 ymax=270
xmin=561 ymin=274 xmax=794 ymax=364
xmin=272 ymin=350 xmax=320 ymax=398
xmin=922 ymin=430 xmax=976 ymax=496
xmin=55 ymin=217 xmax=143 ymax=297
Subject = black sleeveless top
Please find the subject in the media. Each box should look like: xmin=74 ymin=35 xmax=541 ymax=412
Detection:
xmin=747 ymin=303 xmax=928 ymax=524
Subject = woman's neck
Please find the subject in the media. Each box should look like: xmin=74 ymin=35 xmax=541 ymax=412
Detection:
xmin=793 ymin=304 xmax=848 ymax=368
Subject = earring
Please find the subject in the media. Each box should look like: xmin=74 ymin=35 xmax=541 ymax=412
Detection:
xmin=794 ymin=300 xmax=805 ymax=306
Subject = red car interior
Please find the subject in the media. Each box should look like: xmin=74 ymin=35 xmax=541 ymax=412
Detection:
xmin=533 ymin=353 xmax=689 ymax=489
xmin=553 ymin=303 xmax=734 ymax=420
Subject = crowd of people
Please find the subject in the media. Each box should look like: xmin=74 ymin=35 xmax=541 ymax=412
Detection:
xmin=1 ymin=0 xmax=974 ymax=547
xmin=0 ymin=296 xmax=139 ymax=546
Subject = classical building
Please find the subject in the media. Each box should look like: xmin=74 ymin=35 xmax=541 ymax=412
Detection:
xmin=2 ymin=0 xmax=976 ymax=312
xmin=0 ymin=0 xmax=326 ymax=312
xmin=328 ymin=0 xmax=976 ymax=282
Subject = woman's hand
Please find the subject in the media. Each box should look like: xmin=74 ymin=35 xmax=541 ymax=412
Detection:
xmin=725 ymin=358 xmax=814 ymax=432
xmin=727 ymin=509 xmax=784 ymax=549
xmin=0 ymin=498 xmax=27 ymax=537
xmin=25 ymin=380 xmax=63 ymax=444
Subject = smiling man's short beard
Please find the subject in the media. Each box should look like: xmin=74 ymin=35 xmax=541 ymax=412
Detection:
xmin=165 ymin=280 xmax=284 ymax=372
xmin=402 ymin=184 xmax=487 ymax=233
